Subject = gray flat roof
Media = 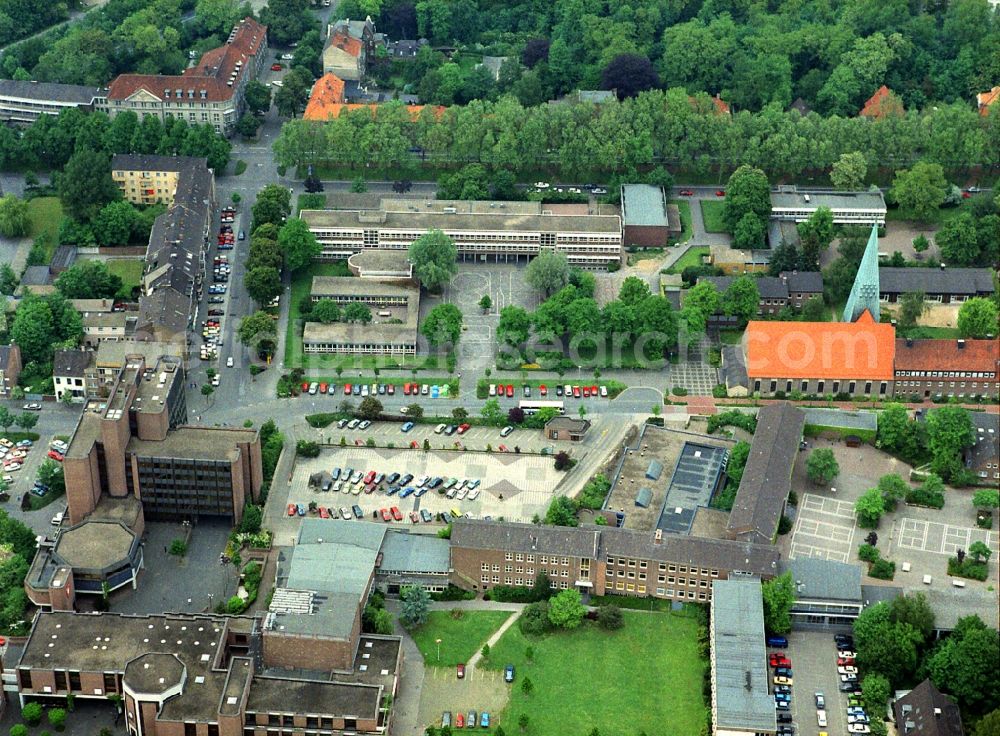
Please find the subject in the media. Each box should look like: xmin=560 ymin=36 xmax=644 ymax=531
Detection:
xmin=380 ymin=197 xmax=540 ymax=215
xmin=246 ymin=676 xmax=381 ymax=721
xmin=0 ymin=79 xmax=104 ymax=104
xmin=303 ymin=319 xmax=417 ymax=344
xmin=771 ymin=187 xmax=886 ymax=212
xmin=53 ymin=520 xmax=138 ymax=572
xmin=311 ymin=276 xmax=415 ymax=299
xmin=803 ymin=408 xmax=877 ymax=433
xmin=378 ymin=530 xmax=450 ymax=574
xmin=621 ymin=184 xmax=668 ymax=226
xmin=656 ymin=442 xmax=727 ymax=534
xmin=711 ymin=579 xmax=776 ymax=733
xmin=302 ymin=208 xmax=622 ymax=234
xmin=128 ymin=426 xmax=257 ymax=461
xmin=780 ymin=557 xmax=862 ymax=602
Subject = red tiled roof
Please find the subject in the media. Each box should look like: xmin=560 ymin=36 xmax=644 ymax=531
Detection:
xmin=860 ymin=85 xmax=903 ymax=118
xmin=303 ymin=73 xmax=346 ymax=120
xmin=108 ymin=17 xmax=266 ymax=103
xmin=329 ymin=32 xmax=363 ymax=58
xmin=978 ymin=86 xmax=1000 ymax=116
xmin=895 ymin=338 xmax=999 ymax=377
xmin=744 ymin=310 xmax=896 ymax=380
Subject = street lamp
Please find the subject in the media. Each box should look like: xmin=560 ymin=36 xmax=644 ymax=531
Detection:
xmin=435 ymin=638 xmax=442 ymax=662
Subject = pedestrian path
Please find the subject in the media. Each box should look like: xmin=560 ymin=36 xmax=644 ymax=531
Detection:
xmin=466 ymin=609 xmax=521 ymax=672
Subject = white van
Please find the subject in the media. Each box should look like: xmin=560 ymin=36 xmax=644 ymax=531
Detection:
xmin=50 ymin=510 xmax=65 ymax=526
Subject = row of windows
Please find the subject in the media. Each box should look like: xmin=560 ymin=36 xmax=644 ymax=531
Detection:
xmin=506 ymin=552 xmax=570 ymax=565
xmin=605 ymin=559 xmax=719 ymax=577
xmin=897 ymin=380 xmax=995 ymax=390
xmin=896 ymin=371 xmax=996 ymax=380
xmin=483 ymin=575 xmax=572 ymax=589
xmin=303 ymin=342 xmax=416 ymax=354
xmin=756 ymin=379 xmax=889 ymax=395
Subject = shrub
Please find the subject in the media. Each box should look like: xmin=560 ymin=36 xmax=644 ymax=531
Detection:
xmin=869 ymin=558 xmax=896 ymax=580
xmin=10 ymin=726 xmax=29 ymax=736
xmin=295 ymin=439 xmax=320 ymax=457
xmin=777 ymin=515 xmax=793 ymax=535
xmin=518 ymin=601 xmax=552 ymax=635
xmin=577 ymin=474 xmax=611 ymax=510
xmin=47 ymin=708 xmax=66 ymax=731
xmin=597 ymin=604 xmax=624 ymax=630
xmin=22 ymin=703 xmax=43 ymax=726
xmin=948 ymin=557 xmax=988 ymax=581
xmin=671 ymin=386 xmax=688 ymax=396
xmin=707 ymin=409 xmax=757 ymax=434
xmin=168 ymin=539 xmax=187 ymax=556
xmin=858 ymin=544 xmax=880 ymax=563
xmin=430 ymin=585 xmax=475 ymax=602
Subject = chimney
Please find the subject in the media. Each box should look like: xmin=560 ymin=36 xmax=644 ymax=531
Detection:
xmin=654 ymin=528 xmax=663 ymax=545
xmin=957 ymin=339 xmax=966 ymax=349
xmin=934 ymin=708 xmax=942 ymax=717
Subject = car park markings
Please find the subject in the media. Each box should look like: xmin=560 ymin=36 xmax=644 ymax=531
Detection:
xmin=896 ymin=519 xmax=998 ymax=555
xmin=790 ymin=494 xmax=857 ymax=563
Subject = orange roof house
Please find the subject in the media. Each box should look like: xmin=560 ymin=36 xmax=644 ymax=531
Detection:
xmin=744 ymin=310 xmax=895 ymax=383
xmin=860 ymin=85 xmax=904 ymax=119
xmin=330 ymin=32 xmax=363 ymax=58
xmin=894 ymin=338 xmax=999 ymax=378
xmin=303 ymin=74 xmax=444 ymax=121
xmin=977 ymin=86 xmax=1000 ymax=116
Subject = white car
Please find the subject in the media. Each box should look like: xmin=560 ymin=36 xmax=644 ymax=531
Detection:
xmin=227 ymin=356 xmax=234 ymax=368
xmin=848 ymin=715 xmax=870 ymax=725
xmin=838 ymin=650 xmax=856 ymax=658
xmin=848 ymin=725 xmax=871 ymax=734
xmin=280 ymin=53 xmax=294 ymax=60
xmin=434 ymin=424 xmax=446 ymax=434
xmin=817 ymin=710 xmax=827 ymax=728
xmin=841 ymin=673 xmax=858 ymax=682
xmin=600 ymin=385 xmax=608 ymax=397
xmin=211 ymin=375 xmax=221 ymax=386
xmin=488 ymin=384 xmax=496 ymax=396
xmin=467 ymin=488 xmax=480 ymax=501
xmin=22 ymin=403 xmax=42 ymax=411
xmin=838 ymin=666 xmax=858 ymax=675
xmin=533 ymin=181 xmax=550 ymax=189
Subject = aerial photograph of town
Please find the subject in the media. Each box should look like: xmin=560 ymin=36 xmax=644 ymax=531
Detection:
xmin=0 ymin=0 xmax=996 ymax=735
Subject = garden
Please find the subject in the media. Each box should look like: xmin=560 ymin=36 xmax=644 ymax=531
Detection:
xmin=410 ymin=609 xmax=512 ymax=667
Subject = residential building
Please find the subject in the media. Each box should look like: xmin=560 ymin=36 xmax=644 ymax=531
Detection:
xmin=726 ymin=403 xmax=804 ymax=544
xmin=710 ymin=579 xmax=776 ymax=736
xmin=779 ymin=557 xmax=863 ymax=627
xmin=449 ymin=518 xmax=781 ymax=601
xmin=104 ymin=18 xmax=267 ymax=135
xmin=709 ymin=244 xmax=770 ymax=274
xmin=13 ymin=610 xmax=399 ymax=736
xmin=52 ymin=350 xmax=93 ymax=402
xmin=112 ymin=154 xmax=211 ymax=206
xmin=385 ymin=38 xmax=429 ymax=59
xmin=63 ymin=353 xmax=263 ymax=528
xmin=0 ymin=79 xmax=105 ymax=123
xmin=0 ymin=344 xmax=22 ymax=398
xmin=844 ymin=224 xmax=882 ymax=322
xmin=303 ymin=72 xmax=441 ymax=121
xmin=966 ymin=412 xmax=999 ymax=485
xmin=879 ymin=267 xmax=995 ymax=304
xmin=894 ymin=338 xmax=999 ymax=400
xmin=743 ymin=311 xmax=896 ymax=398
xmin=79 ymin=311 xmax=135 ymax=349
xmin=894 ymin=680 xmax=965 ymax=736
xmin=302 ymin=277 xmax=420 ymax=356
xmin=860 ymin=85 xmax=904 ymax=118
xmin=323 ymin=17 xmax=375 ymax=82
xmin=700 ymin=271 xmax=822 ymax=316
xmin=301 ymin=198 xmax=623 ymax=270
xmin=544 ymin=417 xmax=591 ymax=442
xmin=977 ymin=85 xmax=1000 ymax=116
xmin=770 ymin=185 xmax=887 ymax=226
xmin=620 ymin=184 xmax=681 ymax=247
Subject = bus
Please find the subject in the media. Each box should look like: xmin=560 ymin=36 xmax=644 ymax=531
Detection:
xmin=518 ymin=400 xmax=565 ymax=416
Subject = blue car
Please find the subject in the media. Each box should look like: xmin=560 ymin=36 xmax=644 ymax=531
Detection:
xmin=480 ymin=712 xmax=490 ymax=728
xmin=296 ymin=504 xmax=306 ymax=516
xmin=401 ymin=421 xmax=414 ymax=432
xmin=399 ymin=486 xmax=414 ymax=499
xmin=767 ymin=636 xmax=788 ymax=647
xmin=774 ymin=693 xmax=791 ymax=703
xmin=504 ymin=664 xmax=515 ymax=683
xmin=386 ymin=486 xmax=399 ymax=496
xmin=430 ymin=385 xmax=439 ymax=398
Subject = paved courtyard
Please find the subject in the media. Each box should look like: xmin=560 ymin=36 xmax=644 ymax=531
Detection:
xmin=789 ymin=494 xmax=857 ymax=563
xmin=416 ymin=664 xmax=510 ymax=733
xmin=895 ymin=519 xmax=998 ymax=557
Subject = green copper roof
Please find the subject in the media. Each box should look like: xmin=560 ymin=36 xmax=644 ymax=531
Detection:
xmin=843 ymin=223 xmax=881 ymax=323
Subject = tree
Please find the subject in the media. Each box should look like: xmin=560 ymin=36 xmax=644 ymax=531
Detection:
xmin=93 ymin=200 xmax=139 ymax=246
xmin=235 ymin=112 xmax=261 ymax=139
xmin=358 ymin=396 xmax=383 ymax=420
xmin=925 ymin=615 xmax=1000 ymax=715
xmin=0 ymin=263 xmax=17 ymax=295
xmin=973 ymin=490 xmax=999 ymax=510
xmin=277 ymin=218 xmax=321 ymax=272
xmin=936 ymin=212 xmax=980 ymax=265
xmin=342 ymin=303 xmax=372 ymax=323
xmin=957 ymin=298 xmax=998 ymax=339
xmin=889 ymin=592 xmax=935 ymax=641
xmin=601 ymin=53 xmax=659 ymax=99
xmin=890 ymin=161 xmax=947 ymax=222
xmin=681 ymin=281 xmax=720 ymax=334
xmin=14 ymin=412 xmax=38 ymax=432
xmin=547 ymin=589 xmax=586 ymax=629
xmin=518 ymin=714 xmax=529 ymax=732
xmin=597 ymin=604 xmax=624 ymax=630
xmin=9 ymin=725 xmax=28 ymax=736
xmin=721 ymin=275 xmax=759 ymax=324
xmin=801 ymin=295 xmax=827 ymax=321
xmin=852 ymin=602 xmax=922 ymax=685
xmin=732 ymin=212 xmax=766 ymax=249
xmin=877 ymin=473 xmax=909 ymax=511
xmin=830 ymin=152 xmax=867 ymax=191
xmin=855 ymin=487 xmax=886 ymax=528
xmin=972 ymin=710 xmax=1000 ymax=736
xmin=724 ymin=165 xmax=771 ymax=232
xmin=860 ymin=673 xmax=892 ymax=721
xmin=480 ymin=398 xmax=504 ymax=426
xmin=243 ymin=266 xmax=282 ymax=306
xmin=408 ymin=229 xmax=457 ymax=292
xmin=244 ymin=80 xmax=272 ymax=115
xmin=0 ymin=194 xmax=29 ymax=237
xmin=58 ymin=148 xmax=119 ymax=221
xmin=761 ymin=572 xmax=795 ymax=634
xmin=968 ymin=540 xmax=992 ymax=564
xmin=251 ymin=185 xmax=292 ymax=231
xmin=806 ymin=448 xmax=840 ymax=485
xmin=521 ymin=678 xmax=534 ymax=696
xmin=55 ymin=261 xmax=123 ymax=299
xmin=399 ymin=585 xmax=431 ymax=627
xmin=421 ymin=303 xmax=463 ymax=347
xmin=525 ymin=250 xmax=570 ymax=295
xmin=926 ymin=406 xmax=975 ymax=481
xmin=238 ymin=311 xmax=277 ymax=347
xmin=311 ymin=299 xmax=341 ymax=324
xmin=274 ymin=66 xmax=313 ymax=118
xmin=405 ymin=403 xmax=424 ymax=419
xmin=497 ymin=305 xmax=531 ymax=349
xmin=0 ymin=407 xmax=12 ymax=432
xmin=544 ymin=496 xmax=578 ymax=527
xmin=797 ymin=207 xmax=835 ymax=269
xmin=37 ymin=459 xmax=65 ymax=495
xmin=478 ymin=294 xmax=492 ymax=312
xmin=898 ymin=292 xmax=928 ymax=331
xmin=22 ymin=702 xmax=43 ymax=726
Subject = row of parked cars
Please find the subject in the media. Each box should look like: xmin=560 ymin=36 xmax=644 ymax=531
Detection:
xmin=833 ymin=633 xmax=871 ymax=734
xmin=767 ymin=645 xmax=796 ymax=736
xmin=312 ymin=468 xmax=483 ymax=502
xmin=286 ymin=502 xmax=437 ymax=525
xmin=488 ymin=383 xmax=609 ymax=399
xmin=441 ymin=711 xmax=490 ymax=729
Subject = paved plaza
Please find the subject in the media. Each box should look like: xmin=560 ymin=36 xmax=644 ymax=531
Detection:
xmin=789 ymin=494 xmax=858 ymax=563
xmin=895 ymin=519 xmax=999 ymax=557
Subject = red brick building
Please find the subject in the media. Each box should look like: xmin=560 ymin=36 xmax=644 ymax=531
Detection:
xmin=894 ymin=338 xmax=999 ymax=400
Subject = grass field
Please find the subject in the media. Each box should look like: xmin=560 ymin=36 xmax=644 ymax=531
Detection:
xmin=410 ymin=610 xmax=511 ymax=667
xmin=80 ymin=258 xmax=144 ymax=298
xmin=700 ymin=199 xmax=728 ymax=233
xmin=664 ymin=246 xmax=709 ymax=274
xmin=675 ymin=200 xmax=693 ymax=243
xmin=27 ymin=196 xmax=63 ymax=261
xmin=284 ymin=260 xmax=353 ymax=365
xmin=482 ymin=610 xmax=707 ymax=736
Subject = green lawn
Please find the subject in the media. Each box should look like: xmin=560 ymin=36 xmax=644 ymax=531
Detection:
xmin=700 ymin=199 xmax=728 ymax=233
xmin=482 ymin=610 xmax=707 ymax=736
xmin=664 ymin=246 xmax=709 ymax=274
xmin=284 ymin=260 xmax=353 ymax=366
xmin=27 ymin=196 xmax=63 ymax=261
xmin=410 ymin=610 xmax=511 ymax=667
xmin=81 ymin=258 xmax=144 ymax=298
xmin=674 ymin=200 xmax=693 ymax=244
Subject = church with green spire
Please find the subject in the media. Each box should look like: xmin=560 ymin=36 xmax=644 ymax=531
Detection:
xmin=842 ymin=223 xmax=881 ymax=323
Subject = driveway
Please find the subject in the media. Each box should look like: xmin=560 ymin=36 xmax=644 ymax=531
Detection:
xmin=783 ymin=629 xmax=851 ymax=736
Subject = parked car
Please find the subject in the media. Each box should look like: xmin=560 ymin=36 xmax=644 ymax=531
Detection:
xmin=504 ymin=664 xmax=515 ymax=683
xmin=480 ymin=712 xmax=490 ymax=728
xmin=767 ymin=636 xmax=789 ymax=647
xmin=455 ymin=714 xmax=464 ymax=728
xmin=390 ymin=507 xmax=402 ymax=521
xmin=287 ymin=504 xmax=297 ymax=516
xmin=679 ymin=189 xmax=695 ymax=196
xmin=500 ymin=425 xmax=514 ymax=437
xmin=22 ymin=403 xmax=42 ymax=411
xmin=401 ymin=422 xmax=414 ymax=432
xmin=456 ymin=663 xmax=465 ymax=679
xmin=817 ymin=710 xmax=827 ymax=727
xmin=814 ymin=693 xmax=825 ymax=709
xmin=380 ymin=508 xmax=391 ymax=521
xmin=715 ymin=189 xmax=726 ymax=196
xmin=774 ymin=676 xmax=793 ymax=686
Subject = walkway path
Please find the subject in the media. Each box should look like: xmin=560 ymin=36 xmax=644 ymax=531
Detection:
xmin=465 ymin=609 xmax=522 ymax=671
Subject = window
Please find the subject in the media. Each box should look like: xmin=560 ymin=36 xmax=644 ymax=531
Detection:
xmin=505 ymin=552 xmax=513 ymax=561
xmin=185 ymin=724 xmax=197 ymax=736
xmin=54 ymin=671 xmax=67 ymax=690
xmin=69 ymin=671 xmax=81 ymax=691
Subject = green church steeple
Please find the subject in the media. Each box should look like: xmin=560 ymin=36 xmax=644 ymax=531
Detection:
xmin=843 ymin=223 xmax=881 ymax=323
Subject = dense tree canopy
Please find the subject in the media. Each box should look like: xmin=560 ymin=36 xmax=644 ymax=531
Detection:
xmin=408 ymin=229 xmax=457 ymax=291
xmin=54 ymin=261 xmax=123 ymax=300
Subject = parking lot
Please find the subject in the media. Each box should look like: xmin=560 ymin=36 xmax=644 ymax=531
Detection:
xmin=417 ymin=664 xmax=509 ymax=732
xmin=288 ymin=445 xmax=568 ymax=526
xmin=310 ymin=420 xmax=555 ymax=454
xmin=789 ymin=494 xmax=858 ymax=563
xmin=780 ymin=629 xmax=854 ymax=736
xmin=895 ymin=518 xmax=998 ymax=557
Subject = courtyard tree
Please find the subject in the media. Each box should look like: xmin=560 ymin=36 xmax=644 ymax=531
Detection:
xmin=544 ymin=496 xmax=578 ymax=527
xmin=58 ymin=148 xmax=119 ymax=221
xmin=277 ymin=218 xmax=321 ymax=272
xmin=408 ymin=229 xmax=457 ymax=292
xmin=855 ymin=487 xmax=886 ymax=528
xmin=721 ymin=275 xmax=759 ymax=324
xmin=957 ymin=297 xmax=998 ymax=339
xmin=797 ymin=207 xmax=836 ymax=269
xmin=761 ymin=572 xmax=795 ymax=634
xmin=480 ymin=398 xmax=505 ymax=426
xmin=806 ymin=448 xmax=839 ymax=485
xmin=420 ymin=303 xmax=463 ymax=347
xmin=888 ymin=592 xmax=935 ymax=642
xmin=925 ymin=615 xmax=1000 ymax=715
xmin=926 ymin=405 xmax=975 ymax=481
xmin=525 ymin=249 xmax=570 ymax=295
xmin=547 ymin=588 xmax=586 ymax=629
xmin=238 ymin=311 xmax=277 ymax=347
xmin=877 ymin=473 xmax=909 ymax=511
xmin=723 ymin=165 xmax=771 ymax=232
xmin=55 ymin=260 xmax=124 ymax=300
xmin=889 ymin=161 xmax=947 ymax=222
xmin=342 ymin=303 xmax=372 ymax=323
xmin=243 ymin=79 xmax=272 ymax=115
xmin=478 ymin=294 xmax=492 ymax=312
xmin=898 ymin=291 xmax=928 ymax=331
xmin=852 ymin=601 xmax=922 ymax=685
xmin=399 ymin=585 xmax=431 ymax=627
xmin=311 ymin=299 xmax=341 ymax=324
xmin=830 ymin=151 xmax=867 ymax=190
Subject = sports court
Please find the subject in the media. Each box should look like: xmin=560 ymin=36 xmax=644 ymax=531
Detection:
xmin=895 ymin=519 xmax=999 ymax=557
xmin=789 ymin=493 xmax=857 ymax=563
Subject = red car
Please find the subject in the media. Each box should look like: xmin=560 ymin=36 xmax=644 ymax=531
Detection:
xmin=505 ymin=384 xmax=514 ymax=397
xmin=343 ymin=383 xmax=352 ymax=394
xmin=456 ymin=423 xmax=471 ymax=434
xmin=715 ymin=189 xmax=726 ymax=196
xmin=301 ymin=381 xmax=309 ymax=393
xmin=271 ymin=63 xmax=282 ymax=71
xmin=287 ymin=503 xmax=297 ymax=516
xmin=572 ymin=385 xmax=581 ymax=398
xmin=390 ymin=506 xmax=403 ymax=521
xmin=457 ymin=664 xmax=466 ymax=679
xmin=961 ymin=191 xmax=972 ymax=198
xmin=403 ymin=383 xmax=412 ymax=395
xmin=679 ymin=189 xmax=695 ymax=196
xmin=47 ymin=450 xmax=64 ymax=462
xmin=769 ymin=653 xmax=790 ymax=667
xmin=539 ymin=384 xmax=547 ymax=396
xmin=837 ymin=657 xmax=855 ymax=666
xmin=590 ymin=385 xmax=598 ymax=395
xmin=363 ymin=470 xmax=376 ymax=484
xmin=318 ymin=382 xmax=328 ymax=394
xmin=456 ymin=714 xmax=465 ymax=728
xmin=498 ymin=444 xmax=509 ymax=452
xmin=409 ymin=511 xmax=420 ymax=523
xmin=364 ymin=483 xmax=376 ymax=494
xmin=319 ymin=506 xmax=329 ymax=519
xmin=387 ymin=384 xmax=395 ymax=395
xmin=380 ymin=508 xmax=391 ymax=521
xmin=582 ymin=386 xmax=590 ymax=397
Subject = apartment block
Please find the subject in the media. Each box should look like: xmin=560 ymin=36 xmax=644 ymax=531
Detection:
xmin=104 ymin=18 xmax=267 ymax=136
xmin=0 ymin=79 xmax=105 ymax=123
xmin=770 ymin=185 xmax=887 ymax=226
xmin=112 ymin=154 xmax=211 ymax=206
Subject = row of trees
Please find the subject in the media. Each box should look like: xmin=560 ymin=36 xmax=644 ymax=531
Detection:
xmin=272 ymin=92 xmax=999 ymax=179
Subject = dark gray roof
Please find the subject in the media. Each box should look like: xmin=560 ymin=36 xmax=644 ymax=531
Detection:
xmin=0 ymin=345 xmax=17 ymax=367
xmin=544 ymin=416 xmax=590 ymax=434
xmin=111 ymin=154 xmax=209 ymax=174
xmin=645 ymin=459 xmax=663 ymax=480
xmin=656 ymin=442 xmax=728 ymax=534
xmin=880 ymin=268 xmax=995 ymax=296
xmin=893 ymin=680 xmax=965 ymax=736
xmin=50 ymin=245 xmax=77 ymax=271
xmin=727 ymin=403 xmax=805 ymax=543
xmin=780 ymin=557 xmax=861 ymax=602
xmin=138 ymin=288 xmax=190 ymax=335
xmin=711 ymin=579 xmax=776 ymax=733
xmin=378 ymin=530 xmax=450 ymax=575
xmin=53 ymin=349 xmax=92 ymax=378
xmin=721 ymin=345 xmax=748 ymax=390
xmin=451 ymin=519 xmax=601 ymax=559
xmin=0 ymin=79 xmax=104 ymax=104
xmin=780 ymin=271 xmax=823 ymax=293
xmin=635 ymin=487 xmax=652 ymax=508
xmin=20 ymin=265 xmax=51 ymax=286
